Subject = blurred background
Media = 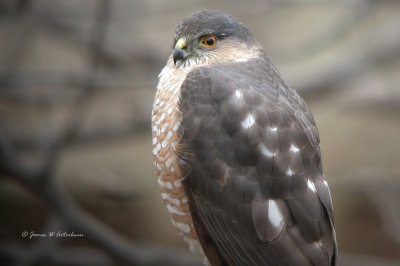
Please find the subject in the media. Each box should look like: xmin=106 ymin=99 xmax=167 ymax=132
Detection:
xmin=0 ymin=0 xmax=399 ymax=265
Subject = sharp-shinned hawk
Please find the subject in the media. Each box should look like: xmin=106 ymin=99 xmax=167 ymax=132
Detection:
xmin=152 ymin=10 xmax=337 ymax=266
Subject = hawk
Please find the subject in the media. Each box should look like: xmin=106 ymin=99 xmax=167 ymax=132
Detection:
xmin=152 ymin=10 xmax=337 ymax=266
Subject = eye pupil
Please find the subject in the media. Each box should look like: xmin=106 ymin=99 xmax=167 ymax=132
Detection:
xmin=206 ymin=37 xmax=215 ymax=45
xmin=202 ymin=36 xmax=216 ymax=47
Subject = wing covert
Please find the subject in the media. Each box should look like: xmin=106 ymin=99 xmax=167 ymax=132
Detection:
xmin=178 ymin=57 xmax=337 ymax=265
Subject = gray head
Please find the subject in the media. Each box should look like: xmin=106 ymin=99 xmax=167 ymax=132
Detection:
xmin=171 ymin=11 xmax=263 ymax=67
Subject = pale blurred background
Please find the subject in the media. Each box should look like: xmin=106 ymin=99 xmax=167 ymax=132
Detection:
xmin=0 ymin=0 xmax=399 ymax=265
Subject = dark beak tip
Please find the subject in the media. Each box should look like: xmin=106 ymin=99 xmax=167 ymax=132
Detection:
xmin=173 ymin=47 xmax=184 ymax=65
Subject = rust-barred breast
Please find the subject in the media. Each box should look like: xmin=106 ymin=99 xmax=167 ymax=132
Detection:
xmin=152 ymin=63 xmax=205 ymax=255
xmin=152 ymin=10 xmax=337 ymax=266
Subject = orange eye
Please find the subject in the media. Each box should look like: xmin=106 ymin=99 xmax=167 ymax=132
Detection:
xmin=201 ymin=35 xmax=217 ymax=48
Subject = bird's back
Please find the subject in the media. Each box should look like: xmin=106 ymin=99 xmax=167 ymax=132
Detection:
xmin=176 ymin=57 xmax=337 ymax=265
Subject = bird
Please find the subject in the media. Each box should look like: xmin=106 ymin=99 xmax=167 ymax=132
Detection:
xmin=152 ymin=10 xmax=337 ymax=266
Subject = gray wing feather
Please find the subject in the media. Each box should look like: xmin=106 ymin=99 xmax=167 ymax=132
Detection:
xmin=179 ymin=57 xmax=337 ymax=266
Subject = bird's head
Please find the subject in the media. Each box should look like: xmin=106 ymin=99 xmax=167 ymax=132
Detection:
xmin=171 ymin=10 xmax=263 ymax=68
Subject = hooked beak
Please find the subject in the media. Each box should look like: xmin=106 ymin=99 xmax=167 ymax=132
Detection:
xmin=173 ymin=37 xmax=189 ymax=65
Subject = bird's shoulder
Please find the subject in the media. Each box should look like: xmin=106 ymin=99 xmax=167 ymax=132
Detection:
xmin=180 ymin=56 xmax=320 ymax=149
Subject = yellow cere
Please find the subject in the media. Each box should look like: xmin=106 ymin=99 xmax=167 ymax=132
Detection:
xmin=176 ymin=37 xmax=186 ymax=49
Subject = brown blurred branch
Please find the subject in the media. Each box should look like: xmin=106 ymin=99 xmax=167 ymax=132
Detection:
xmin=0 ymin=159 xmax=201 ymax=265
xmin=334 ymin=172 xmax=400 ymax=246
xmin=362 ymin=179 xmax=400 ymax=245
xmin=0 ymin=0 xmax=201 ymax=265
xmin=275 ymin=0 xmax=373 ymax=63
